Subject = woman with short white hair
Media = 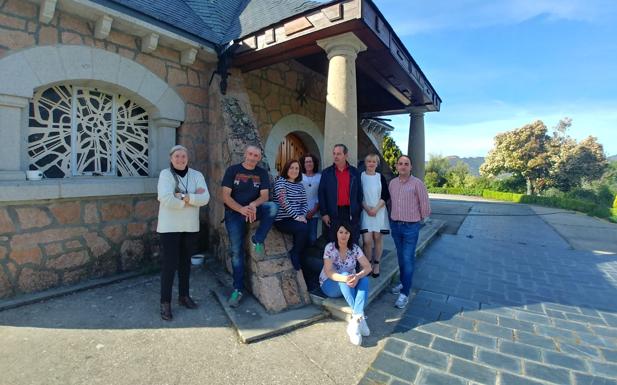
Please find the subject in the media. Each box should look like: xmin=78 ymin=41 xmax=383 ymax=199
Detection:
xmin=157 ymin=145 xmax=210 ymax=321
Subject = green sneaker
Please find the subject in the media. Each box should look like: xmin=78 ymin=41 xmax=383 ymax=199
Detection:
xmin=251 ymin=237 xmax=265 ymax=257
xmin=228 ymin=290 xmax=243 ymax=308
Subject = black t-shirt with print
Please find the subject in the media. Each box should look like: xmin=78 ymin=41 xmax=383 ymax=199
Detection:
xmin=221 ymin=163 xmax=270 ymax=209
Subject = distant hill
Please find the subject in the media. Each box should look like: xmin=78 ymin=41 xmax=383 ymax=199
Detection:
xmin=608 ymin=154 xmax=617 ymax=162
xmin=446 ymin=156 xmax=484 ymax=176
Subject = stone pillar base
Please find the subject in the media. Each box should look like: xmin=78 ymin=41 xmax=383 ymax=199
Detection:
xmin=244 ymin=222 xmax=311 ymax=313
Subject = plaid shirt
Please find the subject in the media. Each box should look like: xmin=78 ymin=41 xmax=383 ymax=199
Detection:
xmin=388 ymin=176 xmax=431 ymax=222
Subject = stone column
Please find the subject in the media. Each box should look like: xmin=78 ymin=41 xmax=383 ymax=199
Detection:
xmin=317 ymin=32 xmax=367 ymax=166
xmin=151 ymin=118 xmax=181 ymax=176
xmin=0 ymin=94 xmax=29 ymax=180
xmin=408 ymin=111 xmax=426 ymax=180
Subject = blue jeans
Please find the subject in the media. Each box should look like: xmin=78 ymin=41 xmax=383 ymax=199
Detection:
xmin=274 ymin=218 xmax=308 ymax=270
xmin=224 ymin=201 xmax=278 ymax=291
xmin=390 ymin=221 xmax=421 ymax=297
xmin=306 ymin=217 xmax=319 ymax=246
xmin=320 ymin=272 xmax=369 ymax=316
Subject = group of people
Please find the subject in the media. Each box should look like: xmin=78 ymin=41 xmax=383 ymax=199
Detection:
xmin=156 ymin=143 xmax=431 ymax=346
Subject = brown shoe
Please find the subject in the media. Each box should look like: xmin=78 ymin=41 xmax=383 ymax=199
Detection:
xmin=178 ymin=296 xmax=198 ymax=309
xmin=160 ymin=302 xmax=173 ymax=321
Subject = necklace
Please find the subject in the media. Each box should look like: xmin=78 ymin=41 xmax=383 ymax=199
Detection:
xmin=305 ymin=173 xmax=316 ymax=187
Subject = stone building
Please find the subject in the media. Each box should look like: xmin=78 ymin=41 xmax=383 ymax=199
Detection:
xmin=0 ymin=0 xmax=440 ymax=310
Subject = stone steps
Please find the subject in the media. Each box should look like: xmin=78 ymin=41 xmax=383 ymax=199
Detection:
xmin=311 ymin=218 xmax=447 ymax=320
xmin=205 ymin=255 xmax=328 ymax=344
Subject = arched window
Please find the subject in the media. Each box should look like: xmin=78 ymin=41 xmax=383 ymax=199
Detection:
xmin=28 ymin=85 xmax=149 ymax=178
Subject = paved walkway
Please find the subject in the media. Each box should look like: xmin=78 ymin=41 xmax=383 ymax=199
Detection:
xmin=362 ymin=198 xmax=617 ymax=385
xmin=2 ymin=197 xmax=616 ymax=385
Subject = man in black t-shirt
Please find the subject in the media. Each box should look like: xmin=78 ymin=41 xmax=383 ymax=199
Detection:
xmin=221 ymin=145 xmax=278 ymax=307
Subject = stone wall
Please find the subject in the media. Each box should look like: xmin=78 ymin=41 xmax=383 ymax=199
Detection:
xmin=243 ymin=60 xmax=326 ymax=142
xmin=0 ymin=0 xmax=213 ymax=173
xmin=0 ymin=1 xmax=215 ymax=297
xmin=0 ymin=196 xmax=159 ymax=298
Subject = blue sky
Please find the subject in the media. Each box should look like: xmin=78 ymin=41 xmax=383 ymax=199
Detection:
xmin=372 ymin=0 xmax=617 ymax=158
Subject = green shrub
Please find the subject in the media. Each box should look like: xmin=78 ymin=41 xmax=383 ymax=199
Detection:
xmin=490 ymin=175 xmax=526 ymax=194
xmin=613 ymin=195 xmax=617 ymax=209
xmin=428 ymin=187 xmax=483 ymax=196
xmin=481 ymin=190 xmax=611 ymax=218
xmin=482 ymin=190 xmax=524 ymax=202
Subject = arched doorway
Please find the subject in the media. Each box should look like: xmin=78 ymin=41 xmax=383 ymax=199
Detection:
xmin=275 ymin=133 xmax=307 ymax=173
xmin=265 ymin=114 xmax=323 ymax=176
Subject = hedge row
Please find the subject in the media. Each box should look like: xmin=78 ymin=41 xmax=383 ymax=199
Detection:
xmin=428 ymin=188 xmax=613 ymax=219
xmin=428 ymin=187 xmax=483 ymax=196
xmin=481 ymin=190 xmax=611 ymax=218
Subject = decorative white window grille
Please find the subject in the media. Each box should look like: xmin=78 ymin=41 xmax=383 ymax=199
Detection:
xmin=28 ymin=85 xmax=149 ymax=178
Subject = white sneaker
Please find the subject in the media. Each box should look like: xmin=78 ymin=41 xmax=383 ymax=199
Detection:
xmin=359 ymin=316 xmax=370 ymax=337
xmin=346 ymin=316 xmax=362 ymax=345
xmin=394 ymin=293 xmax=409 ymax=309
xmin=391 ymin=283 xmax=403 ymax=295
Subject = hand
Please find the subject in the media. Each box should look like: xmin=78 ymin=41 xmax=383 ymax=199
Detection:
xmin=368 ymin=207 xmax=378 ymax=217
xmin=239 ymin=205 xmax=257 ymax=223
xmin=195 ymin=187 xmax=205 ymax=194
xmin=295 ymin=215 xmax=307 ymax=223
xmin=306 ymin=211 xmax=314 ymax=220
xmin=322 ymin=214 xmax=331 ymax=227
xmin=346 ymin=273 xmax=358 ymax=288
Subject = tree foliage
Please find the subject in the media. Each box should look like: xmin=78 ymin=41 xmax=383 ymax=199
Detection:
xmin=480 ymin=118 xmax=607 ymax=195
xmin=382 ymin=133 xmax=402 ymax=174
xmin=447 ymin=161 xmax=471 ymax=188
xmin=480 ymin=120 xmax=551 ymax=195
xmin=425 ymin=154 xmax=450 ymax=187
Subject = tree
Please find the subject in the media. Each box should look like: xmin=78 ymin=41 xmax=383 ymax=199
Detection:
xmin=550 ymin=135 xmax=608 ymax=191
xmin=480 ymin=120 xmax=551 ymax=195
xmin=382 ymin=133 xmax=402 ymax=174
xmin=446 ymin=161 xmax=471 ymax=188
xmin=425 ymin=154 xmax=450 ymax=187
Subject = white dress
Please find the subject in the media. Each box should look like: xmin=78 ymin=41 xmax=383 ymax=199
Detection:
xmin=360 ymin=172 xmax=390 ymax=233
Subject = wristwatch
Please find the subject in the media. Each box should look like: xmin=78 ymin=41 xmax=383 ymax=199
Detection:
xmin=180 ymin=193 xmax=186 ymax=200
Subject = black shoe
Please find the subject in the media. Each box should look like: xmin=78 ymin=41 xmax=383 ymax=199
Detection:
xmin=371 ymin=261 xmax=380 ymax=278
xmin=160 ymin=302 xmax=173 ymax=321
xmin=178 ymin=296 xmax=198 ymax=309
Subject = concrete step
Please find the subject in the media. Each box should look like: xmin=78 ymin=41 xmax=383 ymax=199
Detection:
xmin=312 ymin=218 xmax=447 ymax=320
xmin=205 ymin=255 xmax=328 ymax=344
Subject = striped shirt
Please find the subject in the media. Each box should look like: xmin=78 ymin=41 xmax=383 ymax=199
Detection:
xmin=388 ymin=176 xmax=431 ymax=222
xmin=274 ymin=176 xmax=308 ymax=221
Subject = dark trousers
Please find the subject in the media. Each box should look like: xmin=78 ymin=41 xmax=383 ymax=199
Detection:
xmin=274 ymin=218 xmax=309 ymax=270
xmin=327 ymin=206 xmax=360 ymax=245
xmin=159 ymin=232 xmax=199 ymax=303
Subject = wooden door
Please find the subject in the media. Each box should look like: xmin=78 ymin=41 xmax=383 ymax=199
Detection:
xmin=275 ymin=133 xmax=307 ymax=173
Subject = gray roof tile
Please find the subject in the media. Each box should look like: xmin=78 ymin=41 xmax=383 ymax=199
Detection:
xmin=99 ymin=0 xmax=325 ymax=45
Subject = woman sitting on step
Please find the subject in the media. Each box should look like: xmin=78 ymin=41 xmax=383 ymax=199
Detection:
xmin=319 ymin=221 xmax=372 ymax=346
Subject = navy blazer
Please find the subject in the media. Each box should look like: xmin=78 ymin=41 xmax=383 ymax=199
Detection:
xmin=318 ymin=162 xmax=363 ymax=222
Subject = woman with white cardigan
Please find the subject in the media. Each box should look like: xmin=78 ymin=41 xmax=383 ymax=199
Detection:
xmin=157 ymin=145 xmax=210 ymax=321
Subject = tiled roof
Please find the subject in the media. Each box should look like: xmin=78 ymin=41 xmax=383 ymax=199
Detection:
xmin=97 ymin=0 xmax=324 ymax=46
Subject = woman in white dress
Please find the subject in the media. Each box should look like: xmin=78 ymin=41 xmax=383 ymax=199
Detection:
xmin=360 ymin=154 xmax=390 ymax=277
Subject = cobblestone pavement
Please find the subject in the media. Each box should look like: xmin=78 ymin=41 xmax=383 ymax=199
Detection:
xmin=362 ymin=201 xmax=617 ymax=385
